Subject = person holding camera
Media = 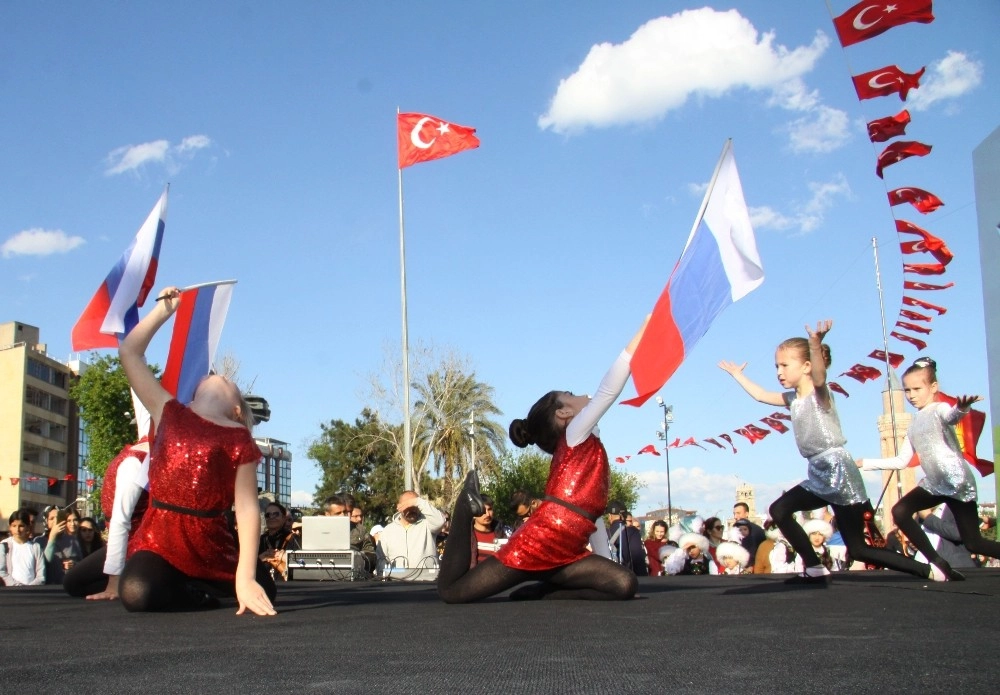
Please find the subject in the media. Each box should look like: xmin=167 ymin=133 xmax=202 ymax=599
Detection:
xmin=43 ymin=507 xmax=82 ymax=585
xmin=377 ymin=491 xmax=446 ymax=572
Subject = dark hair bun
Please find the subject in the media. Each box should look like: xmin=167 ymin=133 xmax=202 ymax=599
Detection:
xmin=509 ymin=419 xmax=534 ymax=448
xmin=913 ymin=356 xmax=937 ymax=369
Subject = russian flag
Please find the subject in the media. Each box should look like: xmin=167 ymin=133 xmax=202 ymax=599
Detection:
xmin=71 ymin=189 xmax=168 ymax=351
xmin=623 ymin=141 xmax=763 ymax=407
xmin=160 ymin=281 xmax=236 ymax=404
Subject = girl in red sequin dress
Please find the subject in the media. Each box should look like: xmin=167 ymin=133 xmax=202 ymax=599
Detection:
xmin=118 ymin=286 xmax=276 ymax=616
xmin=438 ymin=317 xmax=648 ymax=603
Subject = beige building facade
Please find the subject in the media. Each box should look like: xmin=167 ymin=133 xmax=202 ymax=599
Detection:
xmin=1 ymin=322 xmax=81 ymax=531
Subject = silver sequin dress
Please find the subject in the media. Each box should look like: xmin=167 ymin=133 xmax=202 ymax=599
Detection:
xmin=785 ymin=386 xmax=868 ymax=506
xmin=862 ymin=402 xmax=976 ymax=502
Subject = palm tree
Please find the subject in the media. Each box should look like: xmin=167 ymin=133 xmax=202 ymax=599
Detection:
xmin=412 ymin=365 xmax=505 ymax=510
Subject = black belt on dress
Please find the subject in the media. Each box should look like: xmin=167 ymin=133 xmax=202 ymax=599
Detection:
xmin=543 ymin=495 xmax=601 ymax=522
xmin=151 ymin=498 xmax=229 ymax=518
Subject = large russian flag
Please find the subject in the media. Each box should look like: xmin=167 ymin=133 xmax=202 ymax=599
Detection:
xmin=160 ymin=281 xmax=236 ymax=404
xmin=623 ymin=141 xmax=764 ymax=407
xmin=71 ymin=189 xmax=168 ymax=351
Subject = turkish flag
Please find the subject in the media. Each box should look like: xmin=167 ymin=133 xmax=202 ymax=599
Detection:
xmin=867 ymin=110 xmax=911 ymax=142
xmin=888 ymin=187 xmax=944 ymax=214
xmin=704 ymin=438 xmax=726 ymax=450
xmin=833 ymin=0 xmax=934 ymax=47
xmin=891 ymin=330 xmax=928 ymax=351
xmin=896 ymin=220 xmax=953 ymax=265
xmin=735 ymin=425 xmax=770 ymax=444
xmin=902 ymin=295 xmax=946 ymax=315
xmin=397 ymin=112 xmax=480 ymax=169
xmin=767 ymin=411 xmax=792 ymax=421
xmin=828 ymin=382 xmax=850 ymax=398
xmin=761 ymin=416 xmax=789 ymax=434
xmin=679 ymin=437 xmax=707 ymax=450
xmin=841 ymin=364 xmax=883 ymax=383
xmin=637 ymin=444 xmax=661 ymax=456
xmin=895 ymin=320 xmax=932 ymax=335
xmin=868 ymin=350 xmax=905 ymax=368
xmin=876 ymin=141 xmax=932 ymax=178
xmin=900 ymin=309 xmax=932 ymax=322
xmin=853 ymin=65 xmax=925 ymax=101
xmin=904 ymin=280 xmax=953 ymax=291
xmin=718 ymin=433 xmax=737 ymax=454
xmin=904 ymin=262 xmax=946 ymax=275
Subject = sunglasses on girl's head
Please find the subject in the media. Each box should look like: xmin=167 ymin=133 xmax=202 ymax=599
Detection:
xmin=264 ymin=511 xmax=282 ymax=519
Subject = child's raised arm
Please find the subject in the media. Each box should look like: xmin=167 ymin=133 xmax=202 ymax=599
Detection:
xmin=718 ymin=360 xmax=785 ymax=407
xmin=118 ymin=287 xmax=179 ymax=425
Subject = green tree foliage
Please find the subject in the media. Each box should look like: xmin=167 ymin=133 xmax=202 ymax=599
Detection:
xmin=307 ymin=409 xmax=404 ymax=526
xmin=412 ymin=366 xmax=506 ymax=510
xmin=69 ymin=355 xmax=155 ymax=481
xmin=483 ymin=449 xmax=645 ymax=527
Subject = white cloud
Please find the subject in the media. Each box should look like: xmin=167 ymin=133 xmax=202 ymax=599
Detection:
xmin=538 ymin=7 xmax=834 ymax=144
xmin=744 ymin=173 xmax=851 ymax=235
xmin=104 ymin=134 xmax=213 ymax=176
xmin=636 ymin=466 xmax=798 ymax=518
xmin=290 ymin=489 xmax=315 ymax=507
xmin=785 ymin=105 xmax=851 ymax=154
xmin=1 ymin=228 xmax=85 ymax=258
xmin=908 ymin=51 xmax=983 ymax=112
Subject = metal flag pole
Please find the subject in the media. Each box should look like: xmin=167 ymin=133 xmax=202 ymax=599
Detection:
xmin=871 ymin=237 xmax=903 ymax=505
xmin=397 ymin=107 xmax=414 ymax=491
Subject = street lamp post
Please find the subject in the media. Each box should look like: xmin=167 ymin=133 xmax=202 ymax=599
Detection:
xmin=655 ymin=397 xmax=674 ymax=526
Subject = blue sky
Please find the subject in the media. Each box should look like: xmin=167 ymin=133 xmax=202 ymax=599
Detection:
xmin=3 ymin=2 xmax=997 ymax=517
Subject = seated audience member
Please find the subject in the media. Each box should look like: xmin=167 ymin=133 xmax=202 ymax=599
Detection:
xmin=730 ymin=502 xmax=766 ymax=560
xmin=1 ymin=510 xmax=45 ymax=586
xmin=917 ymin=505 xmax=976 ymax=569
xmin=77 ymin=517 xmax=105 ymax=559
xmin=348 ymin=504 xmax=377 ymax=573
xmin=607 ymin=506 xmax=647 ymax=576
xmin=795 ymin=518 xmax=834 ymax=572
xmin=716 ymin=541 xmax=752 ymax=575
xmin=473 ymin=496 xmax=512 ymax=564
xmin=44 ymin=507 xmax=83 ymax=585
xmin=508 ymin=489 xmax=541 ymax=530
xmin=34 ymin=505 xmax=60 ymax=551
xmin=703 ymin=516 xmax=726 ymax=569
xmin=663 ymin=533 xmax=714 ymax=576
xmin=754 ymin=520 xmax=796 ymax=574
xmin=259 ymin=502 xmax=301 ymax=581
xmin=377 ymin=490 xmax=446 ymax=572
xmin=644 ymin=521 xmax=669 ymax=576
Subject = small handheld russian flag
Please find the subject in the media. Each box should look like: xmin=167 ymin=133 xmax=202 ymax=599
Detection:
xmin=160 ymin=280 xmax=236 ymax=404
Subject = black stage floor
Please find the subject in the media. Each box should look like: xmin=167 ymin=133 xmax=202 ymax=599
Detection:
xmin=3 ymin=569 xmax=998 ymax=694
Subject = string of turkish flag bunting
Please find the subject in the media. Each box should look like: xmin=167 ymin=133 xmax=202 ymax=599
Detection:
xmin=615 ymin=1 xmax=988 ymax=474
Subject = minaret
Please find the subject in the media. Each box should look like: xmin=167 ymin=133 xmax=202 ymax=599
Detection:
xmin=875 ymin=370 xmax=917 ymax=533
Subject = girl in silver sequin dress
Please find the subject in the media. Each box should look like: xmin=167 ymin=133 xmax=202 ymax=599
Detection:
xmin=720 ymin=320 xmax=937 ymax=583
xmin=859 ymin=357 xmax=1000 ymax=578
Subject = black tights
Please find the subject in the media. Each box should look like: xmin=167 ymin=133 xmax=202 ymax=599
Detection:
xmin=63 ymin=546 xmax=109 ymax=598
xmin=119 ymin=550 xmax=277 ymax=612
xmin=770 ymin=485 xmax=931 ymax=578
xmin=437 ymin=477 xmax=637 ymax=604
xmin=892 ymin=487 xmax=1000 ymax=566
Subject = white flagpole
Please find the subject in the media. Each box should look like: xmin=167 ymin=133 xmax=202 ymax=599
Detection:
xmin=871 ymin=238 xmax=903 ymax=502
xmin=397 ymin=107 xmax=414 ymax=492
xmin=155 ymin=279 xmax=237 ymax=300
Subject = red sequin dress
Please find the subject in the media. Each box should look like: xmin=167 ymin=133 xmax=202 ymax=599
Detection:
xmin=101 ymin=443 xmax=149 ymax=540
xmin=127 ymin=400 xmax=261 ymax=581
xmin=495 ymin=432 xmax=609 ymax=571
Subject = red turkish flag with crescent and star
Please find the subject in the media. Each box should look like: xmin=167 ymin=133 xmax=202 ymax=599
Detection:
xmin=853 ymin=65 xmax=925 ymax=101
xmin=397 ymin=112 xmax=480 ymax=169
xmin=876 ymin=141 xmax=932 ymax=178
xmin=896 ymin=219 xmax=953 ymax=265
xmin=867 ymin=110 xmax=911 ymax=142
xmin=833 ymin=0 xmax=935 ymax=47
xmin=888 ymin=187 xmax=944 ymax=214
